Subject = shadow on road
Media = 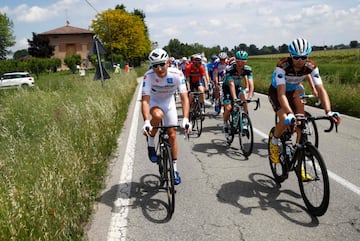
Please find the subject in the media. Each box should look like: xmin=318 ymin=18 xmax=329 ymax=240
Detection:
xmin=98 ymin=174 xmax=174 ymax=224
xmin=216 ymin=172 xmax=319 ymax=227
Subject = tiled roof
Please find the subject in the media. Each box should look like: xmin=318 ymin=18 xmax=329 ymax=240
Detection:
xmin=40 ymin=25 xmax=93 ymax=35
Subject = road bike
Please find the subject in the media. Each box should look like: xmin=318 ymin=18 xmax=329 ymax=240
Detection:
xmin=268 ymin=114 xmax=337 ymax=216
xmin=147 ymin=124 xmax=179 ymax=217
xmin=189 ymin=92 xmax=205 ymax=137
xmin=274 ymin=94 xmax=319 ymax=147
xmin=226 ymin=98 xmax=260 ymax=157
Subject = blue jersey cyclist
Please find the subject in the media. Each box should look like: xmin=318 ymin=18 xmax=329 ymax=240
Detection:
xmin=268 ymin=37 xmax=341 ymax=165
xmin=141 ymin=48 xmax=191 ymax=185
xmin=222 ymin=50 xmax=253 ymax=141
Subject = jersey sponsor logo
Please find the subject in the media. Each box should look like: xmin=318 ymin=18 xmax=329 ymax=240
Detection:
xmin=142 ymin=81 xmax=146 ymax=87
xmin=277 ymin=73 xmax=284 ymax=78
xmin=167 ymin=78 xmax=173 ymax=84
xmin=181 ymin=79 xmax=186 ymax=85
xmin=155 ymin=78 xmax=159 ymax=83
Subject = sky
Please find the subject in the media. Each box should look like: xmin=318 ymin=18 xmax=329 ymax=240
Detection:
xmin=1 ymin=0 xmax=360 ymax=56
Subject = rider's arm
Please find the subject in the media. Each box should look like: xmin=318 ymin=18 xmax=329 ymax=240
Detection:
xmin=141 ymin=95 xmax=151 ymax=121
xmin=306 ymin=74 xmax=318 ymax=97
xmin=229 ymin=79 xmax=237 ymax=100
xmin=179 ymin=92 xmax=190 ymax=120
xmin=315 ymin=84 xmax=331 ymax=114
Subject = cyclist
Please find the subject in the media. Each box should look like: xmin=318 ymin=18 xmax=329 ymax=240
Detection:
xmin=268 ymin=37 xmax=341 ymax=164
xmin=213 ymin=52 xmax=228 ymax=113
xmin=222 ymin=50 xmax=253 ymax=141
xmin=141 ymin=48 xmax=191 ymax=185
xmin=185 ymin=53 xmax=208 ymax=115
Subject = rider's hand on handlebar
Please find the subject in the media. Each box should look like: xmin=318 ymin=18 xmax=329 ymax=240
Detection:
xmin=182 ymin=118 xmax=192 ymax=134
xmin=142 ymin=120 xmax=152 ymax=136
xmin=327 ymin=111 xmax=341 ymax=125
xmin=284 ymin=113 xmax=296 ymax=125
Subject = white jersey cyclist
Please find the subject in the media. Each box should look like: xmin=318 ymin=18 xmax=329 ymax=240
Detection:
xmin=142 ymin=67 xmax=187 ymax=125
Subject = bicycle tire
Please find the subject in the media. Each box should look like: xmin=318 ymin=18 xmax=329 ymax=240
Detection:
xmin=238 ymin=112 xmax=254 ymax=157
xmin=227 ymin=116 xmax=235 ymax=145
xmin=268 ymin=127 xmax=288 ymax=183
xmin=162 ymin=144 xmax=176 ymax=215
xmin=297 ymin=144 xmax=330 ymax=216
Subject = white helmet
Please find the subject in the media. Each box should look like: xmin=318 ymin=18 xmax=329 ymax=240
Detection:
xmin=148 ymin=48 xmax=169 ymax=64
xmin=288 ymin=38 xmax=312 ymax=56
xmin=218 ymin=52 xmax=227 ymax=59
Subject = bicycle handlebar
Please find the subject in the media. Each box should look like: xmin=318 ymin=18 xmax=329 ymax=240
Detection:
xmin=301 ymin=94 xmax=321 ymax=106
xmin=234 ymin=98 xmax=260 ymax=111
xmin=313 ymin=116 xmax=338 ymax=133
xmin=295 ymin=115 xmax=337 ymax=133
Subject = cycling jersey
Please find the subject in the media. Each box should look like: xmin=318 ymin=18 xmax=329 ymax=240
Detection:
xmin=185 ymin=63 xmax=206 ymax=84
xmin=142 ymin=67 xmax=187 ymax=125
xmin=213 ymin=60 xmax=227 ymax=79
xmin=222 ymin=63 xmax=253 ymax=104
xmin=271 ymin=57 xmax=322 ymax=91
xmin=223 ymin=63 xmax=253 ymax=87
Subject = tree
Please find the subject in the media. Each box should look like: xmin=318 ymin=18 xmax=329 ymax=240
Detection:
xmin=13 ymin=49 xmax=29 ymax=59
xmin=350 ymin=40 xmax=358 ymax=48
xmin=0 ymin=13 xmax=16 ymax=60
xmin=64 ymin=54 xmax=81 ymax=74
xmin=28 ymin=32 xmax=54 ymax=58
xmin=90 ymin=8 xmax=151 ymax=65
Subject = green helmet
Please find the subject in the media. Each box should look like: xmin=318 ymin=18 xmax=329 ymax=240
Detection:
xmin=235 ymin=50 xmax=248 ymax=60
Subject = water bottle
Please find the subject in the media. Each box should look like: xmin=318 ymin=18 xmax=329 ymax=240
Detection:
xmin=286 ymin=145 xmax=291 ymax=156
xmin=214 ymin=99 xmax=219 ymax=113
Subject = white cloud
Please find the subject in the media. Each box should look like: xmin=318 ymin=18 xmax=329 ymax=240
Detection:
xmin=16 ymin=5 xmax=54 ymax=22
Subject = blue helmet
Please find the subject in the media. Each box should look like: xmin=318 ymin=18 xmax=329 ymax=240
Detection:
xmin=288 ymin=38 xmax=312 ymax=56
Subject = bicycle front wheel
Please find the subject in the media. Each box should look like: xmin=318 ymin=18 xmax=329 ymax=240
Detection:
xmin=238 ymin=112 xmax=254 ymax=157
xmin=268 ymin=127 xmax=288 ymax=183
xmin=162 ymin=145 xmax=176 ymax=215
xmin=297 ymin=144 xmax=330 ymax=216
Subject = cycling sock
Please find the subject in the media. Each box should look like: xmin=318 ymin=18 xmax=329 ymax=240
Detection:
xmin=271 ymin=136 xmax=279 ymax=145
xmin=173 ymin=160 xmax=177 ymax=172
xmin=147 ymin=136 xmax=155 ymax=147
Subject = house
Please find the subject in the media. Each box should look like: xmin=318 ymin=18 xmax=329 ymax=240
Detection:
xmin=39 ymin=23 xmax=94 ymax=70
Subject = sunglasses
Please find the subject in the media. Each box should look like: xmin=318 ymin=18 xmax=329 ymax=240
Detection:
xmin=292 ymin=55 xmax=307 ymax=60
xmin=152 ymin=62 xmax=166 ymax=69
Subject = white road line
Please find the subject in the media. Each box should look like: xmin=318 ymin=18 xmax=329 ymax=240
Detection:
xmin=253 ymin=127 xmax=360 ymax=196
xmin=106 ymin=85 xmax=142 ymax=241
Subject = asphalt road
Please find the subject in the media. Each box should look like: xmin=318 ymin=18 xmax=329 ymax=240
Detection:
xmin=86 ymin=78 xmax=360 ymax=241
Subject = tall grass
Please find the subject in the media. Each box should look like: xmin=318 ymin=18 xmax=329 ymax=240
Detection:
xmin=250 ymin=49 xmax=360 ymax=117
xmin=0 ymin=70 xmax=137 ymax=240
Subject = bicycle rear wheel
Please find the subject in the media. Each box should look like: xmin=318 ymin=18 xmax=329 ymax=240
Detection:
xmin=297 ymin=144 xmax=330 ymax=216
xmin=239 ymin=112 xmax=254 ymax=157
xmin=268 ymin=127 xmax=288 ymax=183
xmin=161 ymin=145 xmax=176 ymax=215
xmin=190 ymin=104 xmax=203 ymax=137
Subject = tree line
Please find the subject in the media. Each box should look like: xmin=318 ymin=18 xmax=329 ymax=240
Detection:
xmin=162 ymin=38 xmax=360 ymax=60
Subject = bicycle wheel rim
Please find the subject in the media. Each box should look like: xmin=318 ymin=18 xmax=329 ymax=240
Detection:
xmin=297 ymin=144 xmax=330 ymax=216
xmin=239 ymin=113 xmax=254 ymax=157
